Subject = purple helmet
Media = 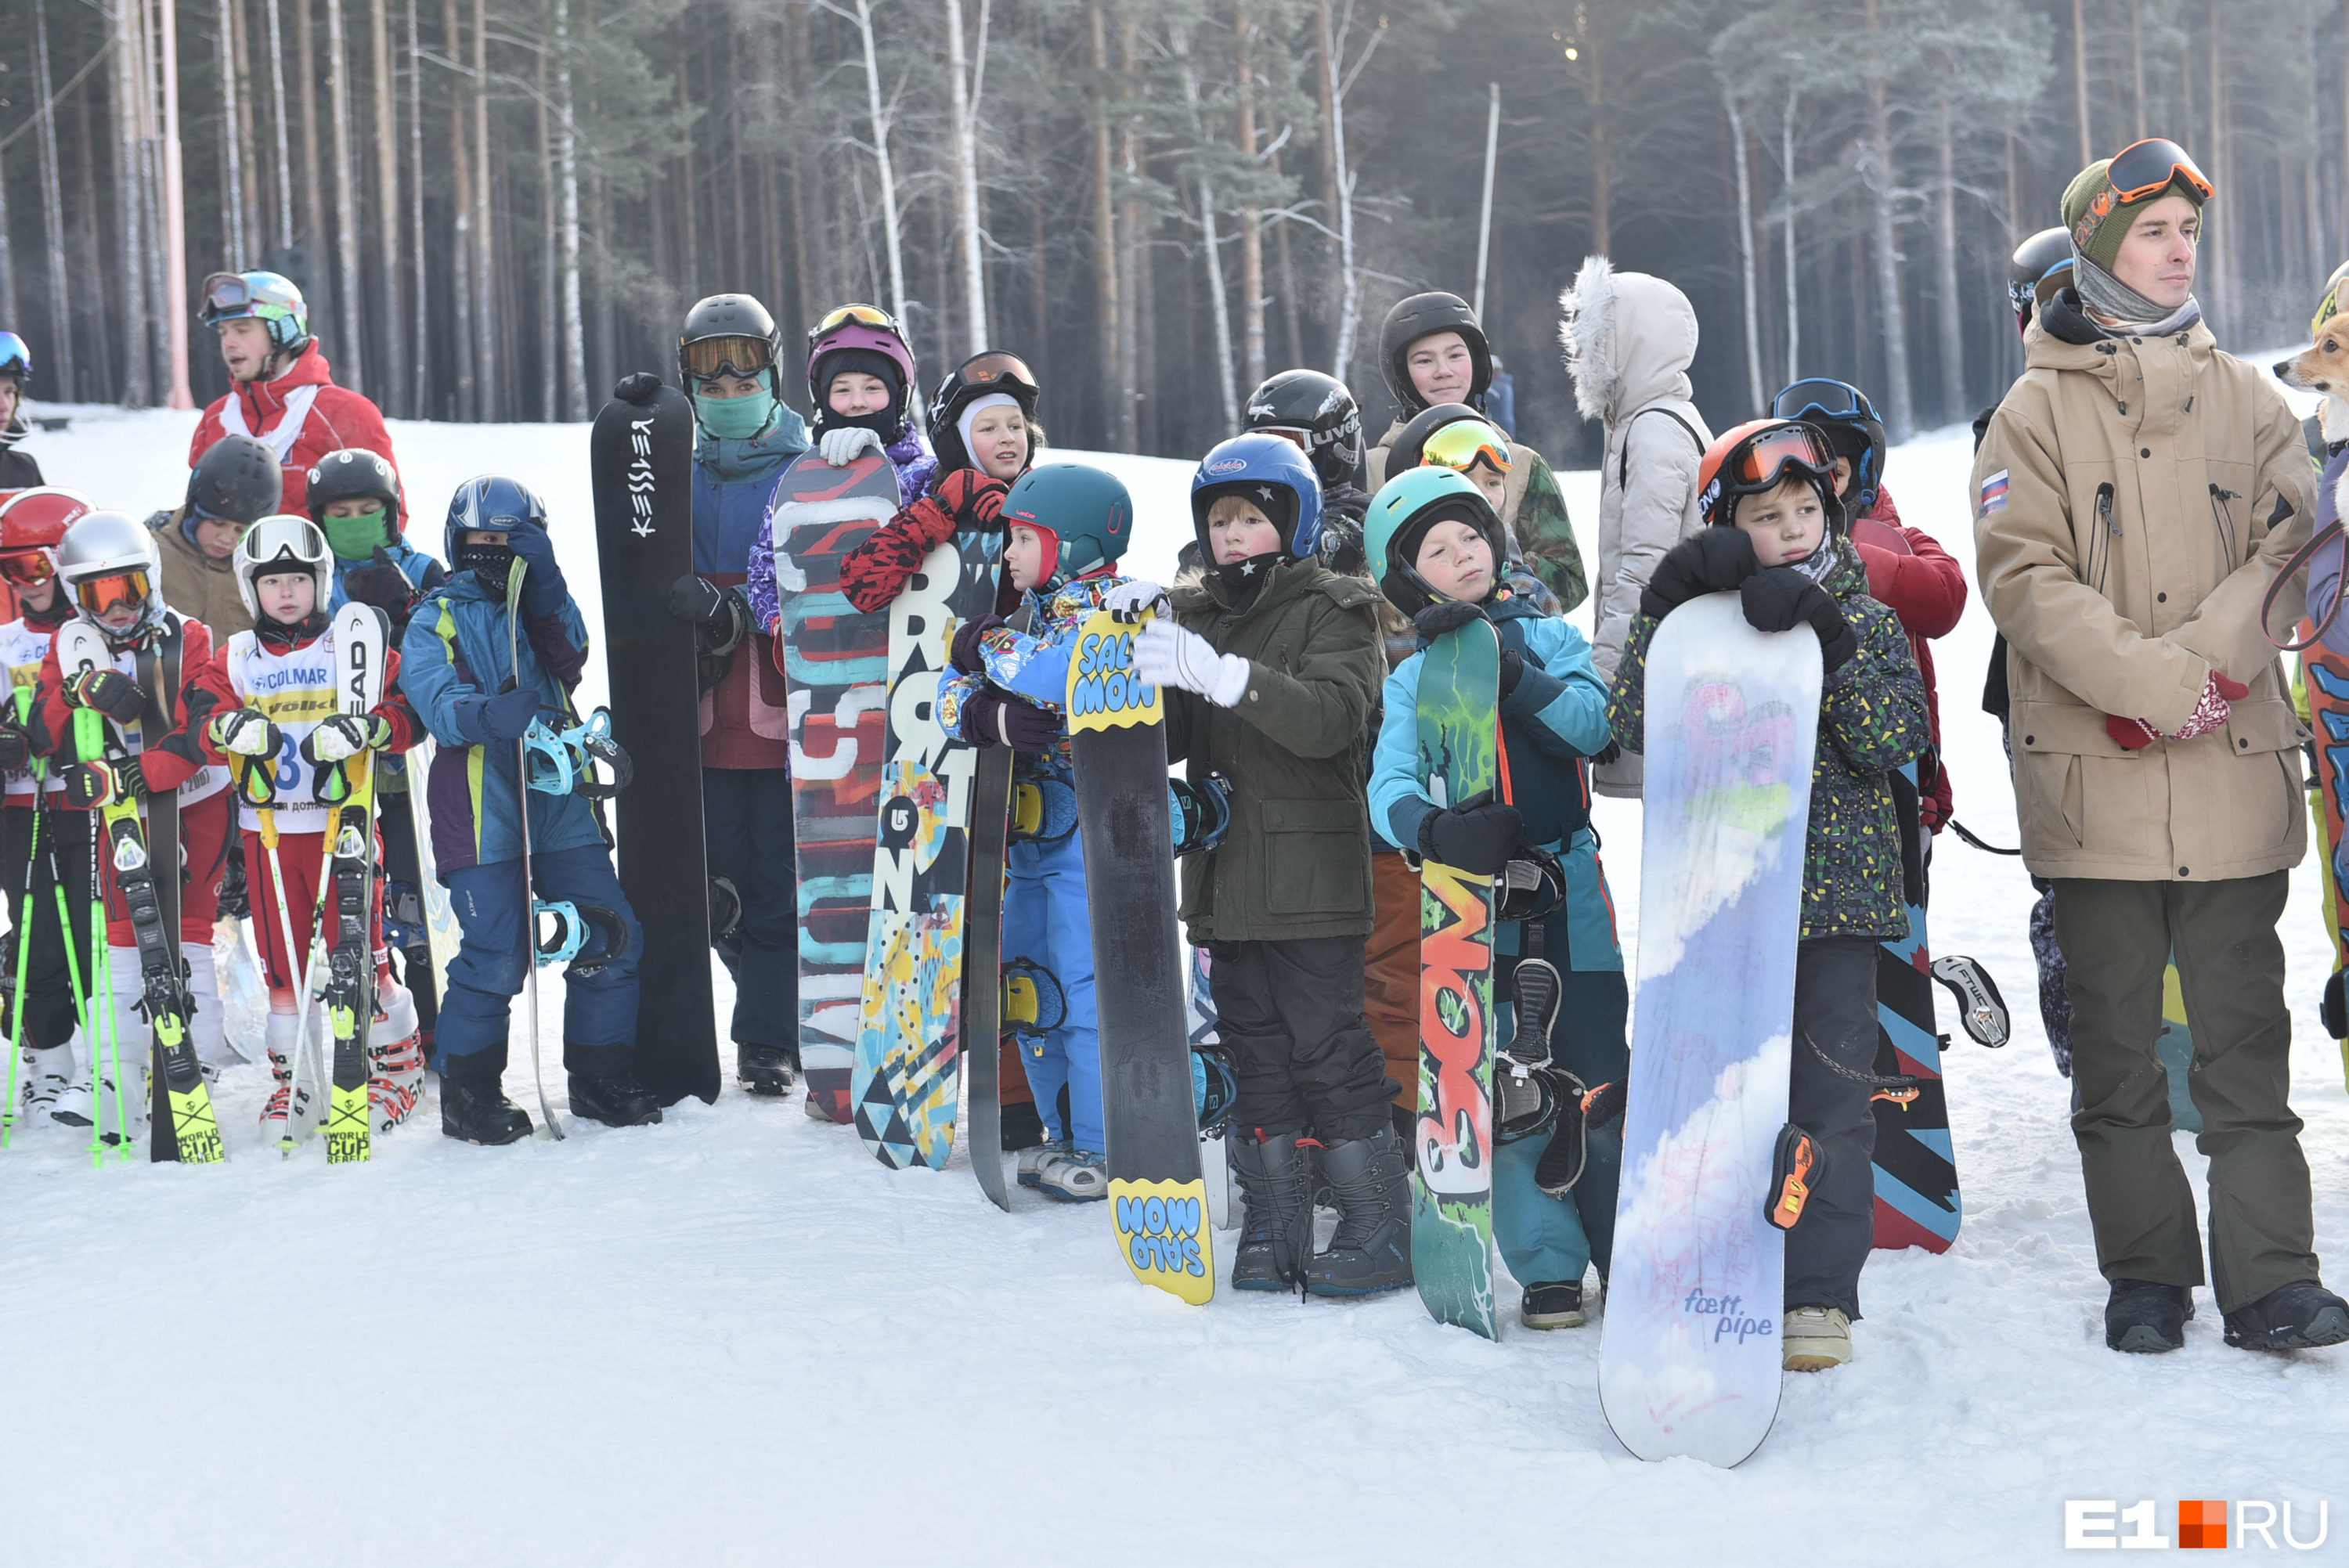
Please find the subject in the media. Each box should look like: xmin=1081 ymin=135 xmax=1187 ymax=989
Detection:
xmin=804 ymin=305 xmax=918 ymax=420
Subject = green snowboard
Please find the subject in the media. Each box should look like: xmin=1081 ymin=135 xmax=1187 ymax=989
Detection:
xmin=1410 ymin=618 xmax=1502 ymax=1338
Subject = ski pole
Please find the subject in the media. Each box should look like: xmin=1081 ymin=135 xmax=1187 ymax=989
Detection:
xmin=508 ymin=558 xmax=561 ymax=1140
xmin=2 ymin=788 xmax=45 ymax=1146
xmin=246 ymin=755 xmax=318 ymax=1155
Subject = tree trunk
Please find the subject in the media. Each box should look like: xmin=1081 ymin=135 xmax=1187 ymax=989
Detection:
xmin=230 ymin=0 xmax=262 ymax=257
xmin=554 ymin=0 xmax=585 ymax=418
xmin=0 ymin=97 xmax=20 ymax=334
xmin=2072 ymin=0 xmax=2091 ymax=166
xmin=406 ymin=0 xmax=425 ymax=411
xmin=158 ymin=0 xmax=194 ymax=407
xmin=944 ymin=0 xmax=990 ymax=354
xmin=1783 ymin=91 xmax=1799 ymax=381
xmin=536 ymin=38 xmax=557 ymax=422
xmin=1271 ymin=146 xmax=1303 ymax=370
xmin=1934 ymin=89 xmax=1965 ymax=426
xmin=1177 ymin=30 xmax=1236 ymax=436
xmin=1862 ymin=0 xmax=1913 ymax=442
xmin=442 ymin=0 xmax=474 ymax=420
xmin=1234 ymin=0 xmax=1265 ymax=394
xmin=1724 ymin=79 xmax=1763 ymax=413
xmin=295 ymin=0 xmax=324 ymax=258
xmin=218 ymin=0 xmax=246 ymax=265
xmin=75 ymin=69 xmax=117 ymax=398
xmin=2205 ymin=0 xmax=2228 ymax=344
xmin=1322 ymin=0 xmax=1377 ymax=380
xmin=1312 ymin=0 xmax=1337 ymax=294
xmin=34 ymin=0 xmax=75 ymax=397
xmin=370 ymin=0 xmax=403 ymax=411
xmin=471 ymin=0 xmax=493 ymax=417
xmin=1024 ymin=88 xmax=1048 ymax=377
xmin=853 ymin=0 xmax=907 ymax=320
xmin=1113 ymin=12 xmax=1140 ymax=452
xmin=325 ymin=0 xmax=364 ymax=389
xmin=263 ymin=0 xmax=291 ymax=247
xmin=113 ymin=0 xmax=154 ymax=405
xmin=2130 ymin=4 xmax=2145 ymax=142
xmin=1084 ymin=2 xmax=1118 ymax=447
xmin=1586 ymin=27 xmax=1610 ymax=257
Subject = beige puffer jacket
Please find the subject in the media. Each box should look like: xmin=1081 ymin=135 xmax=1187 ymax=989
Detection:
xmin=146 ymin=506 xmax=254 ymax=641
xmin=1972 ymin=301 xmax=2315 ymax=883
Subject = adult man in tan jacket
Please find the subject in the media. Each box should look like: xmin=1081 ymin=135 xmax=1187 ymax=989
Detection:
xmin=1975 ymin=139 xmax=2346 ymax=1356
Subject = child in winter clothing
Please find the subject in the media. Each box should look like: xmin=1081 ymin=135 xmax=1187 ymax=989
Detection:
xmin=192 ymin=516 xmax=424 ymax=1136
xmin=1364 ymin=466 xmax=1629 ymax=1328
xmin=935 ymin=463 xmax=1138 ymax=1202
xmin=1117 ymin=433 xmax=1401 ymax=1296
xmin=399 ymin=476 xmax=656 ymax=1144
xmin=27 ymin=511 xmax=241 ymax=1141
xmin=0 ymin=488 xmax=100 ymax=1124
xmin=146 ymin=432 xmax=285 ymax=640
xmin=1608 ymin=418 xmax=1929 ymax=1370
xmin=655 ymin=296 xmax=810 ymax=1099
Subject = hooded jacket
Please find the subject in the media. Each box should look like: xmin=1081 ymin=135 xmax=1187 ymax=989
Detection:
xmin=1851 ymin=482 xmax=1965 ymax=828
xmin=1972 ymin=294 xmax=2315 ymax=883
xmin=187 ymin=344 xmax=402 ymax=525
xmin=691 ymin=412 xmax=809 ymax=771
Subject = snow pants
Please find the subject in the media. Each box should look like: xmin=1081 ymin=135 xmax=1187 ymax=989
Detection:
xmin=433 ymin=842 xmax=644 ymax=1080
xmin=1003 ymin=827 xmax=1100 ymax=1150
xmin=1363 ymin=850 xmax=1422 ymax=1102
xmin=1491 ymin=839 xmax=1629 ymax=1292
xmin=2 ymin=802 xmax=97 ymax=1052
xmin=1211 ymin=935 xmax=1395 ymax=1144
xmin=1784 ymin=935 xmax=1882 ymax=1319
xmin=702 ymin=764 xmax=797 ymax=1051
xmin=243 ymin=824 xmax=388 ymax=992
xmin=2052 ymin=873 xmax=2316 ymax=1313
xmin=96 ymin=788 xmax=231 ymax=945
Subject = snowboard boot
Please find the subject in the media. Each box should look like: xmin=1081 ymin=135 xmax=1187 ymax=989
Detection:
xmin=438 ymin=1053 xmax=532 ymax=1146
xmin=2221 ymin=1279 xmax=2349 ymax=1352
xmin=1017 ymin=1138 xmax=1069 ymax=1188
xmin=1782 ymin=1305 xmax=1853 ymax=1371
xmin=738 ymin=1043 xmax=799 ymax=1097
xmin=1000 ymin=1099 xmax=1047 ymax=1152
xmin=1520 ymin=1281 xmax=1586 ymax=1329
xmin=568 ymin=1066 xmax=665 ymax=1129
xmin=1035 ymin=1148 xmax=1108 ymax=1202
xmin=1304 ymin=1123 xmax=1414 ymax=1297
xmin=1229 ymin=1130 xmax=1313 ymax=1292
xmin=2105 ymin=1278 xmax=2192 ymax=1354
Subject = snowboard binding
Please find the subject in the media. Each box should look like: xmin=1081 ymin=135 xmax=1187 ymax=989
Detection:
xmin=1766 ymin=1123 xmax=1825 ymax=1231
xmin=1193 ymin=1043 xmax=1239 ymax=1136
xmin=1002 ymin=957 xmax=1066 ymax=1037
xmin=1009 ymin=778 xmax=1078 ymax=845
xmin=522 ymin=708 xmax=633 ymax=799
xmin=533 ymin=900 xmax=630 ymax=975
xmin=1169 ymin=773 xmax=1233 ymax=857
xmin=1929 ymin=954 xmax=2011 ymax=1048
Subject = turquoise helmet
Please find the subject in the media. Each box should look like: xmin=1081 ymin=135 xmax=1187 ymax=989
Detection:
xmin=1001 ymin=463 xmax=1134 ymax=584
xmin=1362 ymin=466 xmax=1506 ymax=618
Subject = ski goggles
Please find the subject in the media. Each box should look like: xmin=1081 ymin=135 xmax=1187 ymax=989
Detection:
xmin=73 ymin=568 xmax=150 ymax=619
xmin=199 ymin=272 xmax=269 ymax=324
xmin=0 ymin=546 xmax=54 ymax=587
xmin=1421 ymin=419 xmax=1512 ymax=475
xmin=807 ymin=303 xmax=902 ymax=344
xmin=1770 ymin=378 xmax=1875 ymax=426
xmin=950 ymin=351 xmax=1037 ymax=398
xmin=2102 ymin=138 xmax=2214 ymax=205
xmin=680 ymin=333 xmax=776 ymax=382
xmin=0 ymin=332 xmax=31 ymax=382
xmin=1718 ymin=423 xmax=1835 ymax=496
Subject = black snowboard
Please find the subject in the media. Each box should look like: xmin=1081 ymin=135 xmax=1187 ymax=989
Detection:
xmin=963 ymin=605 xmax=1030 ymax=1213
xmin=590 ymin=381 xmax=720 ymax=1105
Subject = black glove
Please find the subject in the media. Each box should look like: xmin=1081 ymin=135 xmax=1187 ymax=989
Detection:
xmin=1415 ymin=789 xmax=1523 ymax=877
xmin=1641 ymin=529 xmax=1760 ymax=619
xmin=65 ymin=669 xmax=145 ymax=726
xmin=218 ymin=840 xmax=251 ymax=921
xmin=614 ymin=372 xmax=663 ymax=406
xmin=0 ymin=723 xmax=28 ymax=773
xmin=345 ymin=549 xmax=421 ymax=627
xmin=1591 ymin=737 xmax=1624 ymax=768
xmin=1497 ymin=647 xmax=1525 ymax=702
xmin=668 ymin=573 xmax=729 ymax=629
xmin=964 ymin=690 xmax=1060 ymax=752
xmin=1412 ymin=600 xmax=1488 ymax=642
xmin=951 ymin=614 xmax=1005 ymax=676
xmin=62 ymin=755 xmax=144 ymax=809
xmin=1739 ymin=567 xmax=1858 ymax=672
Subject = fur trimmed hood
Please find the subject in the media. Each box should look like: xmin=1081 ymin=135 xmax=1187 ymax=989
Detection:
xmin=1559 ymin=254 xmax=1700 ymax=424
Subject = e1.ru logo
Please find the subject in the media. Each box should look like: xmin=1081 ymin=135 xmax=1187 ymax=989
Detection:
xmin=2066 ymin=1500 xmax=2329 ymax=1549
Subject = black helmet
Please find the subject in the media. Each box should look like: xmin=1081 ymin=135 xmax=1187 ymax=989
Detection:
xmin=305 ymin=447 xmax=403 ymax=551
xmin=1378 ymin=291 xmax=1491 ymax=412
xmin=926 ymin=351 xmax=1042 ymax=474
xmin=2008 ymin=227 xmax=2073 ymax=327
xmin=1243 ymin=369 xmax=1364 ymax=490
xmin=187 ymin=433 xmax=283 ymax=524
xmin=677 ymin=293 xmax=784 ymax=388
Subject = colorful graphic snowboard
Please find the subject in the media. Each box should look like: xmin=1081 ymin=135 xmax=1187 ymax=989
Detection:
xmin=851 ymin=534 xmax=999 ymax=1168
xmin=1067 ymin=608 xmax=1212 ymax=1305
xmin=770 ymin=451 xmax=902 ymax=1123
xmin=1870 ymin=762 xmax=1959 ymax=1253
xmin=2302 ymin=643 xmax=2349 ymax=1090
xmin=1597 ymin=594 xmax=1820 ymax=1469
xmin=1411 ymin=618 xmax=1501 ymax=1339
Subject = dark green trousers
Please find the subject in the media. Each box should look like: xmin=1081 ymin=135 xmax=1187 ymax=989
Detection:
xmin=2051 ymin=873 xmax=2318 ymax=1310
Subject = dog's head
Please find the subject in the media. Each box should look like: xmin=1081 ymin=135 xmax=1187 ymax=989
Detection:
xmin=2274 ymin=337 xmax=2349 ymax=395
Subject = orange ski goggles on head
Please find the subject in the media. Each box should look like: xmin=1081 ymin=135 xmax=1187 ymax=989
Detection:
xmin=808 ymin=303 xmax=903 ymax=343
xmin=74 ymin=568 xmax=150 ymax=620
xmin=2104 ymin=137 xmax=2214 ymax=204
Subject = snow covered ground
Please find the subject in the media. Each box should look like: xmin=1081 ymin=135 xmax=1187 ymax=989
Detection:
xmin=5 ymin=388 xmax=2347 ymax=1566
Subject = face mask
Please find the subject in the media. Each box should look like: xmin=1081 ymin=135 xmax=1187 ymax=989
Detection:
xmin=695 ymin=388 xmax=778 ymax=442
xmin=321 ymin=506 xmax=388 ymax=562
xmin=454 ymin=539 xmax=516 ymax=595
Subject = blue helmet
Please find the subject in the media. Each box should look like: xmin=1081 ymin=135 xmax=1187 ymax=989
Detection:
xmin=445 ymin=474 xmax=548 ymax=584
xmin=1769 ymin=378 xmax=1885 ymax=516
xmin=1189 ymin=432 xmax=1324 ymax=563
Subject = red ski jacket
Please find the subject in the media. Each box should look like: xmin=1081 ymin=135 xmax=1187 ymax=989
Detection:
xmin=1850 ymin=481 xmax=1965 ymax=830
xmin=188 ymin=345 xmax=406 ymax=526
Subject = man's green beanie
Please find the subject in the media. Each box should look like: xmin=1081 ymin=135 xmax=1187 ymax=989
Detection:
xmin=2062 ymin=157 xmax=2206 ymax=274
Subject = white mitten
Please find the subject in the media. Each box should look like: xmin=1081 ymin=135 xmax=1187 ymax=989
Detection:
xmin=818 ymin=426 xmax=884 ymax=467
xmin=1102 ymin=579 xmax=1170 ymax=623
xmin=1135 ymin=620 xmax=1250 ymax=708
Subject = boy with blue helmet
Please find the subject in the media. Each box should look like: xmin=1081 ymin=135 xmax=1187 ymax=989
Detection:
xmin=399 ymin=475 xmax=657 ymax=1143
xmin=1363 ymin=464 xmax=1628 ymax=1331
xmin=1110 ymin=433 xmax=1399 ymax=1296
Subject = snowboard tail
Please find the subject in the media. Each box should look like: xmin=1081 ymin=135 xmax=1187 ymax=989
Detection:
xmin=1870 ymin=763 xmax=1958 ymax=1252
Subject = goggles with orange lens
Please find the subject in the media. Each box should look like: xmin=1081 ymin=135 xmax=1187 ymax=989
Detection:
xmin=1422 ymin=419 xmax=1513 ymax=476
xmin=0 ymin=547 xmax=55 ymax=587
xmin=74 ymin=568 xmax=151 ymax=620
xmin=1719 ymin=423 xmax=1836 ymax=496
xmin=680 ymin=333 xmax=776 ymax=382
xmin=808 ymin=303 xmax=903 ymax=344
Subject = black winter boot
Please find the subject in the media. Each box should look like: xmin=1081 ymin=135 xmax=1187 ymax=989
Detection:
xmin=440 ymin=1077 xmax=532 ymax=1145
xmin=2105 ymin=1278 xmax=2193 ymax=1353
xmin=1000 ymin=1099 xmax=1047 ymax=1152
xmin=2223 ymin=1279 xmax=2349 ymax=1351
xmin=568 ymin=1066 xmax=664 ymax=1128
xmin=1228 ymin=1131 xmax=1313 ymax=1292
xmin=738 ymin=1044 xmax=798 ymax=1097
xmin=1304 ymin=1123 xmax=1413 ymax=1297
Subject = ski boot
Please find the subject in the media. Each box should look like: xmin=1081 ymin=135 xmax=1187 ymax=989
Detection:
xmin=2222 ymin=1280 xmax=2349 ymax=1352
xmin=16 ymin=1043 xmax=74 ymax=1130
xmin=438 ymin=1054 xmax=532 ymax=1145
xmin=568 ymin=1066 xmax=664 ymax=1129
xmin=368 ymin=986 xmax=426 ymax=1131
xmin=49 ymin=1037 xmax=146 ymax=1145
xmin=259 ymin=1048 xmax=316 ymax=1139
xmin=1304 ymin=1123 xmax=1414 ymax=1296
xmin=738 ymin=1043 xmax=798 ymax=1098
xmin=1035 ymin=1148 xmax=1108 ymax=1202
xmin=1229 ymin=1130 xmax=1313 ymax=1292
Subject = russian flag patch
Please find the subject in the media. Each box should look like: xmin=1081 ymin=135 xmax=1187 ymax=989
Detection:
xmin=1979 ymin=470 xmax=2010 ymax=514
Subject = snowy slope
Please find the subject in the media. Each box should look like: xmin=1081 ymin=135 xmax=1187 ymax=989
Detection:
xmin=2 ymin=398 xmax=2346 ymax=1566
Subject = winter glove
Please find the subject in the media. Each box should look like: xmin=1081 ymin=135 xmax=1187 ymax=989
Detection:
xmin=1642 ymin=529 xmax=1761 ymax=619
xmin=819 ymin=426 xmax=884 ymax=468
xmin=2108 ymin=671 xmax=2249 ymax=750
xmin=1134 ymin=619 xmax=1250 ymax=708
xmin=218 ymin=840 xmax=250 ymax=921
xmin=506 ymin=524 xmax=566 ymax=619
xmin=613 ymin=372 xmax=663 ymax=406
xmin=1739 ymin=567 xmax=1858 ymax=673
xmin=1414 ymin=788 xmax=1523 ymax=878
xmin=61 ymin=755 xmax=144 ymax=809
xmin=301 ymin=712 xmax=395 ymax=766
xmin=1412 ymin=600 xmax=1489 ymax=642
xmin=451 ymin=687 xmax=543 ymax=746
xmin=933 ymin=469 xmax=1009 ymax=532
xmin=343 ymin=549 xmax=422 ymax=629
xmin=951 ymin=614 xmax=1006 ymax=676
xmin=1497 ymin=647 xmax=1526 ymax=702
xmin=207 ymin=708 xmax=283 ymax=759
xmin=1591 ymin=737 xmax=1624 ymax=768
xmin=63 ymin=669 xmax=144 ymax=726
xmin=1102 ymin=579 xmax=1170 ymax=625
xmin=962 ymin=690 xmax=1062 ymax=752
xmin=0 ymin=722 xmax=29 ymax=773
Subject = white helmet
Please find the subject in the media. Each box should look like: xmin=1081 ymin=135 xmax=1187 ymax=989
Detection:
xmin=232 ymin=514 xmax=333 ymax=622
xmin=55 ymin=511 xmax=167 ymax=647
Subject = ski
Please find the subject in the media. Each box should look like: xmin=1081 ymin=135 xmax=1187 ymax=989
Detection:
xmin=319 ymin=604 xmax=388 ymax=1163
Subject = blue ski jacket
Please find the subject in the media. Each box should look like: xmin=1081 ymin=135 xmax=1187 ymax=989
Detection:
xmin=937 ymin=572 xmax=1128 ymax=791
xmin=691 ymin=415 xmax=810 ymax=578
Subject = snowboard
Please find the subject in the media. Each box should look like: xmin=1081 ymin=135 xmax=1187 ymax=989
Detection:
xmin=1183 ymin=944 xmax=1234 ymax=1231
xmin=589 ymin=383 xmax=720 ymax=1105
xmin=2302 ymin=642 xmax=2349 ymax=1090
xmin=964 ymin=605 xmax=1030 ymax=1212
xmin=1411 ymin=618 xmax=1502 ymax=1339
xmin=1067 ymin=607 xmax=1212 ymax=1305
xmin=1870 ymin=762 xmax=1960 ymax=1253
xmin=770 ymin=451 xmax=902 ymax=1123
xmin=1597 ymin=593 xmax=1820 ymax=1469
xmin=850 ymin=534 xmax=999 ymax=1169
